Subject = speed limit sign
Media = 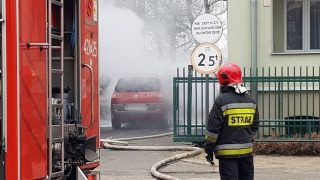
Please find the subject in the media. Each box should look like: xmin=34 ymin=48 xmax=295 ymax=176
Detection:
xmin=191 ymin=43 xmax=222 ymax=75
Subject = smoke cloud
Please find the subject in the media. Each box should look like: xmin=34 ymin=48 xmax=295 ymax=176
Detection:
xmin=98 ymin=0 xmax=173 ymax=126
xmin=99 ymin=0 xmax=172 ymax=80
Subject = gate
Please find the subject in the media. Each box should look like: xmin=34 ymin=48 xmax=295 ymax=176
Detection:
xmin=173 ymin=66 xmax=320 ymax=143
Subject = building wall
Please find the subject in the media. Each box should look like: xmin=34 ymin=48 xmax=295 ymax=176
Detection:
xmin=227 ymin=0 xmax=320 ymax=75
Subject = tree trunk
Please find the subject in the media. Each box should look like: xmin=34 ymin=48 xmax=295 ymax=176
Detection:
xmin=137 ymin=0 xmax=145 ymax=19
xmin=167 ymin=0 xmax=177 ymax=62
xmin=125 ymin=0 xmax=136 ymax=11
xmin=152 ymin=0 xmax=163 ymax=60
xmin=204 ymin=0 xmax=210 ymax=13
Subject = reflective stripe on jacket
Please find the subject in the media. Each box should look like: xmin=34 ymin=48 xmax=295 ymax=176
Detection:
xmin=205 ymin=88 xmax=259 ymax=158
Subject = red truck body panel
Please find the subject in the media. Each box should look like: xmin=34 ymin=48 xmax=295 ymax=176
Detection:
xmin=19 ymin=1 xmax=48 ymax=179
xmin=3 ymin=0 xmax=100 ymax=179
xmin=81 ymin=0 xmax=100 ymax=149
xmin=6 ymin=0 xmax=19 ymax=179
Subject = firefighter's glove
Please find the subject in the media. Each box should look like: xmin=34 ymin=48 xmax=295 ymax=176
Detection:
xmin=205 ymin=150 xmax=214 ymax=165
xmin=204 ymin=141 xmax=215 ymax=165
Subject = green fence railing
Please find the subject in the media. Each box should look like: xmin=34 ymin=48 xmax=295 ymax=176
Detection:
xmin=173 ymin=66 xmax=320 ymax=143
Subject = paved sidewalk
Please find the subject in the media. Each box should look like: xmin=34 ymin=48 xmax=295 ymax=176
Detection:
xmin=100 ymin=176 xmax=218 ymax=180
xmin=98 ymin=147 xmax=320 ymax=180
xmin=98 ymin=128 xmax=320 ymax=180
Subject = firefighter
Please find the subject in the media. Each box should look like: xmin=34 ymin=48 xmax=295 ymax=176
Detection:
xmin=204 ymin=63 xmax=260 ymax=180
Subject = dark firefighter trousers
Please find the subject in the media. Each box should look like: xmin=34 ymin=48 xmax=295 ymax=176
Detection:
xmin=218 ymin=155 xmax=254 ymax=180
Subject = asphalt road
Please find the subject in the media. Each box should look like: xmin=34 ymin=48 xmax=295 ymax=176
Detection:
xmin=97 ymin=122 xmax=219 ymax=180
xmin=97 ymin=122 xmax=320 ymax=180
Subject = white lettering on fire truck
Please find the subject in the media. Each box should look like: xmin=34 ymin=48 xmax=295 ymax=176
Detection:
xmin=84 ymin=38 xmax=98 ymax=57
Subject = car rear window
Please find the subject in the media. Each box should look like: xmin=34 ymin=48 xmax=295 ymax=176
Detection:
xmin=115 ymin=77 xmax=161 ymax=92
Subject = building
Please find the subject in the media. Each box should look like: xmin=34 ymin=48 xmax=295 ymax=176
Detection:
xmin=173 ymin=0 xmax=319 ymax=142
xmin=228 ymin=0 xmax=319 ymax=67
xmin=227 ymin=0 xmax=320 ymax=136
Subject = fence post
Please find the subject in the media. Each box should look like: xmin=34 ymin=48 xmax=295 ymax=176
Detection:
xmin=205 ymin=74 xmax=209 ymax=130
xmin=187 ymin=65 xmax=193 ymax=135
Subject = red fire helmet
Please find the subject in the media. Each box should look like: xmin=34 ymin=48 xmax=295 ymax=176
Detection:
xmin=217 ymin=63 xmax=243 ymax=86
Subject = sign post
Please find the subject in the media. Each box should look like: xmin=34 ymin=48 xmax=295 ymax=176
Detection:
xmin=190 ymin=13 xmax=223 ymax=125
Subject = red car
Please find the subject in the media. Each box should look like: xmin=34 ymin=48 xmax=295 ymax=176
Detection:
xmin=110 ymin=75 xmax=169 ymax=129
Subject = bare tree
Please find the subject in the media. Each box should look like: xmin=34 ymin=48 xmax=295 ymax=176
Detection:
xmin=137 ymin=0 xmax=146 ymax=19
xmin=116 ymin=0 xmax=227 ymax=61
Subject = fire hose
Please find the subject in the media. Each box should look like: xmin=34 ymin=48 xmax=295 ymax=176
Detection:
xmin=100 ymin=132 xmax=212 ymax=180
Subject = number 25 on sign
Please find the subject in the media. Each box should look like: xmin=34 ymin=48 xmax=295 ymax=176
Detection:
xmin=191 ymin=43 xmax=222 ymax=75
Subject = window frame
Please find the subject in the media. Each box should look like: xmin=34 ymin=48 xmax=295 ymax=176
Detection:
xmin=308 ymin=0 xmax=320 ymax=52
xmin=284 ymin=0 xmax=320 ymax=53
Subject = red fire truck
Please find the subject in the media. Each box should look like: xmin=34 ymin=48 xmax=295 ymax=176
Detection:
xmin=0 ymin=0 xmax=100 ymax=179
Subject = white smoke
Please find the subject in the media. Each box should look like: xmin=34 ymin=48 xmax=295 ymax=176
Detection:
xmin=98 ymin=0 xmax=173 ymax=125
xmin=98 ymin=0 xmax=173 ymax=87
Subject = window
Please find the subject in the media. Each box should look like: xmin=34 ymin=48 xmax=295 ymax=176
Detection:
xmin=310 ymin=0 xmax=320 ymax=50
xmin=273 ymin=0 xmax=320 ymax=53
xmin=115 ymin=77 xmax=161 ymax=92
xmin=286 ymin=0 xmax=303 ymax=50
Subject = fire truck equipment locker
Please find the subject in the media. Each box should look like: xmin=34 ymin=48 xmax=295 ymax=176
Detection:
xmin=1 ymin=0 xmax=101 ymax=179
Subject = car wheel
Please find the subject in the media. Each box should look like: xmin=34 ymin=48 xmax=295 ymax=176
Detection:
xmin=111 ymin=118 xmax=121 ymax=129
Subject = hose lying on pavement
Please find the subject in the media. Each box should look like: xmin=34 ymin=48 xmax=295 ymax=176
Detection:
xmin=108 ymin=132 xmax=174 ymax=141
xmin=100 ymin=132 xmax=210 ymax=180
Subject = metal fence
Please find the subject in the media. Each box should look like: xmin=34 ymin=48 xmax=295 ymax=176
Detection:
xmin=173 ymin=66 xmax=320 ymax=143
